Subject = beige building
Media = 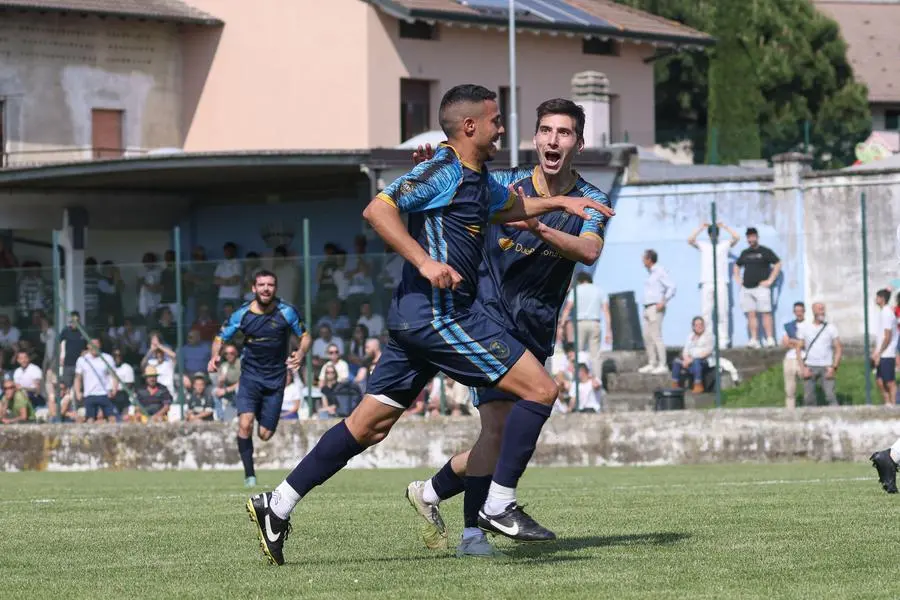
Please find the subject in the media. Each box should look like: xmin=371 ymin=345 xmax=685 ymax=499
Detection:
xmin=0 ymin=0 xmax=709 ymax=165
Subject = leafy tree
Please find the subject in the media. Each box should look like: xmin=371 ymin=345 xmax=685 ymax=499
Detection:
xmin=616 ymin=0 xmax=871 ymax=168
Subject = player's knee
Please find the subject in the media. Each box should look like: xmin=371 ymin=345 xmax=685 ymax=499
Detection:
xmin=346 ymin=413 xmax=394 ymax=447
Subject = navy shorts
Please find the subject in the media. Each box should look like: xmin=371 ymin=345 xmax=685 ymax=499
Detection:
xmin=472 ymin=352 xmax=549 ymax=408
xmin=236 ymin=377 xmax=285 ymax=432
xmin=876 ymin=357 xmax=896 ymax=383
xmin=366 ymin=312 xmax=527 ymax=408
xmin=84 ymin=394 xmax=119 ymax=421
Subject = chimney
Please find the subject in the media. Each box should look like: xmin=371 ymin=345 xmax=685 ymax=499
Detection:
xmin=571 ymin=71 xmax=610 ymax=148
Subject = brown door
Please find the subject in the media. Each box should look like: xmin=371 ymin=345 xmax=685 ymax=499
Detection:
xmin=92 ymin=109 xmax=124 ymax=159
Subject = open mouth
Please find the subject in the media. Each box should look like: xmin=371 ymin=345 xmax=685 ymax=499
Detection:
xmin=543 ymin=150 xmax=562 ymax=169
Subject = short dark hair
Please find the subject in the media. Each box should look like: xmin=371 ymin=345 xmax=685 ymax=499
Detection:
xmin=438 ymin=84 xmax=497 ymax=136
xmin=707 ymin=224 xmax=719 ymax=238
xmin=746 ymin=227 xmax=758 ymax=236
xmin=692 ymin=316 xmax=704 ymax=326
xmin=793 ymin=301 xmax=805 ymax=309
xmin=644 ymin=249 xmax=658 ymax=264
xmin=253 ymin=269 xmax=278 ymax=285
xmin=877 ymin=289 xmax=891 ymax=303
xmin=535 ymin=98 xmax=585 ymax=140
xmin=575 ymin=272 xmax=593 ymax=284
xmin=223 ymin=241 xmax=237 ymax=250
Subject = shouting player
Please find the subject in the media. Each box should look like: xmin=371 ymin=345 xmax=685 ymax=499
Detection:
xmin=208 ymin=269 xmax=309 ymax=488
xmin=405 ymin=98 xmax=613 ymax=557
xmin=246 ymin=84 xmax=613 ymax=566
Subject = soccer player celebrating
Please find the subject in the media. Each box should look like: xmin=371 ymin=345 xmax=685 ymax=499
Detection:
xmin=208 ymin=269 xmax=309 ymax=488
xmin=405 ymin=99 xmax=612 ymax=557
xmin=246 ymin=84 xmax=613 ymax=566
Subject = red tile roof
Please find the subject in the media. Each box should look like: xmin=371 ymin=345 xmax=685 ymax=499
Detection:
xmin=0 ymin=0 xmax=221 ymax=25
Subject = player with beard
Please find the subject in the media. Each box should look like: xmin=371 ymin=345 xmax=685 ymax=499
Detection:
xmin=208 ymin=269 xmax=309 ymax=488
xmin=405 ymin=98 xmax=612 ymax=557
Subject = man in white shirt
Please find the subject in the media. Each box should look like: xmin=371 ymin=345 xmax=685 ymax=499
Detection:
xmin=573 ymin=363 xmax=603 ymax=413
xmin=872 ymin=289 xmax=897 ymax=405
xmin=688 ymin=222 xmax=739 ymax=348
xmin=74 ymin=338 xmax=119 ymax=422
xmin=13 ymin=349 xmax=43 ymax=406
xmin=640 ymin=249 xmax=677 ymax=374
xmin=311 ymin=325 xmax=344 ymax=370
xmin=318 ymin=343 xmax=350 ymax=383
xmin=214 ymin=242 xmax=243 ymax=318
xmin=797 ymin=302 xmax=842 ymax=407
xmin=670 ymin=317 xmax=713 ymax=393
xmin=558 ymin=272 xmax=610 ymax=380
xmin=356 ymin=301 xmax=384 ymax=338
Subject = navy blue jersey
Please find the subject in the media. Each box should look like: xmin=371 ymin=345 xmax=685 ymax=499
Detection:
xmin=216 ymin=300 xmax=305 ymax=387
xmin=477 ymin=166 xmax=611 ymax=359
xmin=376 ymin=143 xmax=514 ymax=329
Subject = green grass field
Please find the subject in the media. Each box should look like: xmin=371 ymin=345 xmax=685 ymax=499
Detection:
xmin=1 ymin=463 xmax=896 ymax=599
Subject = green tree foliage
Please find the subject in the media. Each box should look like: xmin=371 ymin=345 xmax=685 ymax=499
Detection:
xmin=616 ymin=0 xmax=871 ymax=168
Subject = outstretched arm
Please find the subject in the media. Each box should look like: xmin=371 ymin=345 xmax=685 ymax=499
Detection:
xmin=491 ymin=186 xmax=613 ymax=224
xmin=510 ymin=219 xmax=602 ymax=264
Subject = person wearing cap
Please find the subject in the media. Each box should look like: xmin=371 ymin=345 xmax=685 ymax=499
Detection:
xmin=734 ymin=227 xmax=781 ymax=348
xmin=133 ymin=365 xmax=172 ymax=423
xmin=185 ymin=372 xmax=215 ymax=422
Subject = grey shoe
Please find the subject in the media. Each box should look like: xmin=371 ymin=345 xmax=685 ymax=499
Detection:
xmin=455 ymin=532 xmax=506 ymax=558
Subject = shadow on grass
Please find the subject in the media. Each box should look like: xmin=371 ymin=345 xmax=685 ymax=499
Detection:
xmin=504 ymin=531 xmax=691 ymax=559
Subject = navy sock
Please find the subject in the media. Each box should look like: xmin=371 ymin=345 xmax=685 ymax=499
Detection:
xmin=463 ymin=475 xmax=493 ymax=528
xmin=285 ymin=421 xmax=365 ymax=497
xmin=237 ymin=436 xmax=255 ymax=478
xmin=432 ymin=459 xmax=466 ymax=501
xmin=492 ymin=400 xmax=552 ymax=488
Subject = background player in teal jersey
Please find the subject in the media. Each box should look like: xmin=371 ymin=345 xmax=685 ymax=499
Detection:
xmin=405 ymin=99 xmax=613 ymax=556
xmin=245 ymin=85 xmax=613 ymax=566
xmin=208 ymin=270 xmax=309 ymax=488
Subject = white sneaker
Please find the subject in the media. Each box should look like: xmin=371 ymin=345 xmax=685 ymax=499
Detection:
xmin=747 ymin=339 xmax=761 ymax=349
xmin=651 ymin=365 xmax=669 ymax=375
xmin=763 ymin=337 xmax=776 ymax=348
xmin=638 ymin=364 xmax=655 ymax=374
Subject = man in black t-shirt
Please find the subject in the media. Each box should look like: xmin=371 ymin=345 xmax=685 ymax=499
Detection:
xmin=733 ymin=227 xmax=781 ymax=348
xmin=58 ymin=311 xmax=87 ymax=387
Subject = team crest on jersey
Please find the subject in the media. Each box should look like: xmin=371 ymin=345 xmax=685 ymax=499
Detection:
xmin=488 ymin=340 xmax=510 ymax=359
xmin=498 ymin=237 xmax=514 ymax=251
xmin=399 ymin=180 xmax=417 ymax=196
xmin=269 ymin=320 xmax=279 ymax=329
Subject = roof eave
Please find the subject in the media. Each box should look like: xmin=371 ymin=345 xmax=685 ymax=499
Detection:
xmin=0 ymin=5 xmax=224 ymax=26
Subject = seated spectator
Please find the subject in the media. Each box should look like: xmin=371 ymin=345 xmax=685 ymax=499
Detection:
xmin=356 ymin=301 xmax=384 ymax=339
xmin=428 ymin=376 xmax=473 ymax=416
xmin=14 ymin=348 xmax=44 ymax=408
xmin=318 ymin=343 xmax=350 ymax=384
xmin=181 ymin=329 xmax=212 ymax=377
xmin=57 ymin=381 xmax=83 ymax=423
xmin=185 ymin=372 xmax=215 ymax=422
xmin=215 ymin=343 xmax=241 ymax=409
xmin=311 ymin=325 xmax=344 ymax=370
xmin=111 ymin=349 xmax=135 ymax=415
xmin=346 ymin=324 xmax=369 ymax=372
xmin=142 ymin=332 xmax=177 ymax=396
xmin=281 ymin=369 xmax=302 ymax=421
xmin=0 ymin=314 xmax=21 ymax=367
xmin=318 ymin=364 xmax=339 ymax=417
xmin=219 ymin=302 xmax=243 ymax=347
xmin=111 ymin=316 xmax=146 ymax=366
xmin=553 ymin=372 xmax=572 ymax=414
xmin=316 ymin=299 xmax=351 ymax=339
xmin=1 ymin=377 xmax=34 ymax=423
xmin=573 ymin=363 xmax=604 ymax=413
xmin=353 ymin=337 xmax=382 ymax=388
xmin=191 ymin=304 xmax=220 ymax=342
xmin=134 ymin=365 xmax=172 ymax=423
xmin=671 ymin=316 xmax=713 ymax=393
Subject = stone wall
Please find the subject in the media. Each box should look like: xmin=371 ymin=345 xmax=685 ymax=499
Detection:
xmin=4 ymin=407 xmax=900 ymax=471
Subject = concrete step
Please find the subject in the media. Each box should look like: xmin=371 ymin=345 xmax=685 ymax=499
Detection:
xmin=603 ymin=391 xmax=718 ymax=412
xmin=606 ymin=370 xmax=742 ymax=394
xmin=603 ymin=347 xmax=786 ymax=376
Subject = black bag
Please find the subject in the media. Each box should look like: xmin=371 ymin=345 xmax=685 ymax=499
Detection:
xmin=332 ymin=381 xmax=362 ymax=417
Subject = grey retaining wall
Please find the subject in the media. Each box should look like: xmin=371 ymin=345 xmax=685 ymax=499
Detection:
xmin=3 ymin=407 xmax=900 ymax=471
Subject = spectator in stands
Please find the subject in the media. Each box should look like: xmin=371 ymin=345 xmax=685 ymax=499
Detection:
xmin=183 ymin=246 xmax=217 ymax=324
xmin=311 ymin=324 xmax=343 ymax=370
xmin=97 ymin=260 xmax=124 ymax=326
xmin=280 ymin=369 xmax=302 ymax=421
xmin=83 ymin=257 xmax=101 ymax=327
xmin=191 ymin=304 xmax=220 ymax=342
xmin=159 ymin=249 xmax=182 ymax=318
xmin=671 ymin=316 xmax=713 ymax=393
xmin=357 ymin=300 xmax=384 ymax=338
xmin=346 ymin=323 xmax=369 ymax=373
xmin=141 ymin=332 xmax=177 ymax=397
xmin=552 ymin=372 xmax=571 ymax=414
xmin=214 ymin=343 xmax=241 ymax=410
xmin=1 ymin=377 xmax=34 ymax=423
xmin=13 ymin=349 xmax=44 ymax=412
xmin=38 ymin=313 xmax=56 ymax=391
xmin=318 ymin=364 xmax=339 ymax=417
xmin=734 ymin=227 xmax=781 ymax=349
xmin=111 ymin=348 xmax=135 ymax=416
xmin=0 ymin=238 xmax=19 ymax=318
xmin=688 ymin=222 xmax=739 ymax=349
xmin=185 ymin=372 xmax=215 ymax=422
xmin=0 ymin=314 xmax=21 ymax=370
xmin=219 ymin=302 xmax=243 ymax=347
xmin=154 ymin=308 xmax=178 ymax=347
xmin=872 ymin=289 xmax=897 ymax=406
xmin=74 ymin=338 xmax=118 ymax=423
xmin=134 ymin=365 xmax=172 ymax=423
xmin=59 ymin=311 xmax=86 ymax=387
xmin=331 ymin=249 xmax=350 ymax=308
xmin=428 ymin=376 xmax=472 ymax=416
xmin=573 ymin=363 xmax=604 ymax=413
xmin=798 ymin=302 xmax=842 ymax=406
xmin=639 ymin=249 xmax=676 ymax=375
xmin=315 ymin=242 xmax=340 ymax=317
xmin=57 ymin=381 xmax=82 ymax=423
xmin=558 ymin=271 xmax=610 ymax=380
xmin=241 ymin=252 xmax=263 ymax=302
xmin=318 ymin=343 xmax=350 ymax=384
xmin=138 ymin=252 xmax=163 ymax=319
xmin=180 ymin=329 xmax=212 ymax=380
xmin=316 ymin=299 xmax=351 ymax=339
xmin=781 ymin=302 xmax=806 ymax=409
xmin=112 ymin=316 xmax=145 ymax=366
xmin=376 ymin=246 xmax=403 ymax=314
xmin=272 ymin=245 xmax=299 ymax=306
xmin=214 ymin=242 xmax=242 ymax=317
xmin=344 ymin=235 xmax=374 ymax=325
xmin=353 ymin=337 xmax=382 ymax=388
xmin=16 ymin=260 xmax=48 ymax=331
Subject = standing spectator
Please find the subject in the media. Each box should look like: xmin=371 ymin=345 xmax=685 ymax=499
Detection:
xmin=311 ymin=324 xmax=344 ymax=370
xmin=314 ymin=243 xmax=340 ymax=317
xmin=138 ymin=252 xmax=163 ymax=319
xmin=1 ymin=378 xmax=34 ymax=423
xmin=97 ymin=261 xmax=124 ymax=326
xmin=39 ymin=314 xmax=56 ymax=378
xmin=74 ymin=338 xmax=118 ymax=423
xmin=113 ymin=316 xmax=146 ymax=366
xmin=0 ymin=237 xmax=19 ymax=318
xmin=133 ymin=365 xmax=172 ymax=423
xmin=734 ymin=227 xmax=781 ymax=348
xmin=558 ymin=272 xmax=610 ymax=379
xmin=59 ymin=311 xmax=87 ymax=387
xmin=573 ymin=363 xmax=604 ymax=413
xmin=344 ymin=235 xmax=375 ymax=324
xmin=356 ymin=301 xmax=384 ymax=338
xmin=798 ymin=302 xmax=842 ymax=407
xmin=111 ymin=349 xmax=135 ymax=416
xmin=318 ymin=343 xmax=350 ymax=383
xmin=185 ymin=372 xmax=215 ymax=422
xmin=272 ymin=245 xmax=299 ymax=306
xmin=0 ymin=314 xmax=21 ymax=368
xmin=191 ymin=304 xmax=220 ymax=342
xmin=872 ymin=289 xmax=897 ymax=406
xmin=214 ymin=242 xmax=242 ymax=317
xmin=670 ymin=316 xmax=713 ymax=393
xmin=688 ymin=222 xmax=739 ymax=348
xmin=180 ymin=329 xmax=212 ymax=378
xmin=638 ymin=249 xmax=676 ymax=375
xmin=781 ymin=302 xmax=806 ymax=409
xmin=159 ymin=250 xmax=181 ymax=317
xmin=16 ymin=261 xmax=48 ymax=330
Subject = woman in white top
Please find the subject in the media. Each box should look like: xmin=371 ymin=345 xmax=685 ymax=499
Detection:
xmin=281 ymin=369 xmax=303 ymax=421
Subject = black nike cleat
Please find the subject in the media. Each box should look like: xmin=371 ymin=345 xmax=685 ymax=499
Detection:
xmin=478 ymin=503 xmax=556 ymax=542
xmin=246 ymin=492 xmax=292 ymax=565
xmin=871 ymin=450 xmax=899 ymax=494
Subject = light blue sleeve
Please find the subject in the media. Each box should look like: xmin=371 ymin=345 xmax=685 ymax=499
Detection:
xmin=487 ymin=176 xmax=516 ymax=216
xmin=278 ymin=303 xmax=306 ymax=337
xmin=217 ymin=305 xmax=248 ymax=342
xmin=575 ymin=180 xmax=612 ymax=238
xmin=376 ymin=148 xmax=459 ymax=214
